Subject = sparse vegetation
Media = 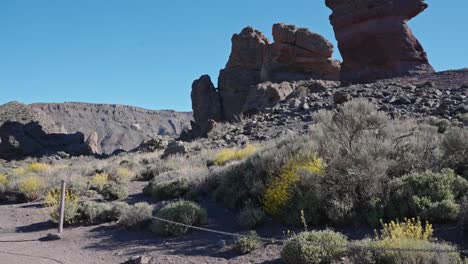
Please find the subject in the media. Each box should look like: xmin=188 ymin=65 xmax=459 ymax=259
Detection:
xmin=79 ymin=201 xmax=113 ymax=224
xmin=211 ymin=99 xmax=468 ymax=227
xmin=388 ymin=170 xmax=467 ymax=222
xmin=101 ymin=183 xmax=129 ymax=201
xmin=90 ymin=173 xmax=109 ymax=192
xmin=18 ymin=175 xmax=46 ymax=201
xmin=234 ymin=231 xmax=261 ymax=254
xmin=281 ymin=230 xmax=348 ymax=264
xmin=143 ymin=178 xmax=193 ymax=201
xmin=151 ymin=200 xmax=207 ymax=236
xmin=238 ymin=204 xmax=265 ymax=229
xmin=213 ymin=145 xmax=257 ymax=166
xmin=27 ymin=162 xmax=51 ymax=173
xmin=118 ymin=202 xmax=153 ymax=229
xmin=46 ymin=188 xmax=79 ymax=224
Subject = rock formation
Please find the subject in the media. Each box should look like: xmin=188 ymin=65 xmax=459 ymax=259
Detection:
xmin=218 ymin=27 xmax=270 ymax=121
xmin=85 ymin=131 xmax=99 ymax=154
xmin=325 ymin=0 xmax=434 ymax=83
xmin=266 ymin=23 xmax=340 ymax=82
xmin=191 ymin=23 xmax=340 ymax=136
xmin=191 ymin=75 xmax=223 ymax=137
xmin=0 ymin=121 xmax=92 ymax=160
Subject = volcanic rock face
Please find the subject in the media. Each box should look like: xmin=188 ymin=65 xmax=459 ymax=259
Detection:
xmin=0 ymin=121 xmax=92 ymax=160
xmin=218 ymin=27 xmax=270 ymax=121
xmin=31 ymin=102 xmax=192 ymax=153
xmin=191 ymin=75 xmax=223 ymax=136
xmin=326 ymin=0 xmax=434 ymax=83
xmin=192 ymin=24 xmax=340 ymax=136
xmin=266 ymin=23 xmax=340 ymax=82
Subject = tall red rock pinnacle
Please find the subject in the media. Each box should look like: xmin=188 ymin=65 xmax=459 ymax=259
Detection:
xmin=325 ymin=0 xmax=435 ymax=83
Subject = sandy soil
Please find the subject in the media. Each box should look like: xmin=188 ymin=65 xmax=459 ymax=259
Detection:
xmin=0 ymin=182 xmax=283 ymax=264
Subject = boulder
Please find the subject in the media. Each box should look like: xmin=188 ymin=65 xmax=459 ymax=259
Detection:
xmin=242 ymin=82 xmax=294 ymax=114
xmin=132 ymin=135 xmax=169 ymax=152
xmin=326 ymin=0 xmax=434 ymax=83
xmin=85 ymin=131 xmax=99 ymax=154
xmin=161 ymin=141 xmax=187 ymax=159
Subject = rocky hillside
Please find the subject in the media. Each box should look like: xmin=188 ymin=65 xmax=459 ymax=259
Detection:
xmin=0 ymin=101 xmax=192 ymax=154
xmin=0 ymin=101 xmax=65 ymax=134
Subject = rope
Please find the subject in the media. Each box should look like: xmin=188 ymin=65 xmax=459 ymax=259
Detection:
xmin=151 ymin=216 xmax=468 ymax=254
xmin=152 ymin=216 xmax=283 ymax=243
xmin=0 ymin=250 xmax=65 ymax=264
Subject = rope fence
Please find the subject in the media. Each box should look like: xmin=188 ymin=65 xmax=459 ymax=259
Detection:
xmin=1 ymin=180 xmax=467 ymax=257
xmin=151 ymin=216 xmax=468 ymax=255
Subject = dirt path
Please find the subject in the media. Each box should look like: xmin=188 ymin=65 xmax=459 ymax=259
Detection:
xmin=0 ymin=182 xmax=283 ymax=264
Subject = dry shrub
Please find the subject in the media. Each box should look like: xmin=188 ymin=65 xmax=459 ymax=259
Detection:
xmin=211 ymin=99 xmax=468 ymax=227
xmin=281 ymin=230 xmax=348 ymax=264
xmin=150 ymin=200 xmax=207 ymax=236
xmin=118 ymin=202 xmax=153 ymax=229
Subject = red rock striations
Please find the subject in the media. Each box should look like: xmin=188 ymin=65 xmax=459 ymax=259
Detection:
xmin=325 ymin=0 xmax=434 ymax=83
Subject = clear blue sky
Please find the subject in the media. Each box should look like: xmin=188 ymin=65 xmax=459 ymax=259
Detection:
xmin=0 ymin=0 xmax=466 ymax=111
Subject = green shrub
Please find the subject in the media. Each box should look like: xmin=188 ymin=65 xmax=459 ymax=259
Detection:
xmin=79 ymin=201 xmax=113 ymax=224
xmin=238 ymin=205 xmax=265 ymax=229
xmin=281 ymin=230 xmax=348 ymax=264
xmin=388 ymin=169 xmax=468 ymax=222
xmin=234 ymin=231 xmax=261 ymax=254
xmin=118 ymin=202 xmax=153 ymax=229
xmin=109 ymin=202 xmax=131 ymax=221
xmin=150 ymin=200 xmax=207 ymax=236
xmin=210 ymin=100 xmax=468 ymax=227
xmin=347 ymin=239 xmax=377 ymax=264
xmin=441 ymin=128 xmax=468 ymax=179
xmin=143 ymin=178 xmax=192 ymax=201
xmin=101 ymin=183 xmax=129 ymax=201
xmin=373 ymin=239 xmax=463 ymax=264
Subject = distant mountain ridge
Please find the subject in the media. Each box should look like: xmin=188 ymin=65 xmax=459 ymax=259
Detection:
xmin=0 ymin=101 xmax=192 ymax=154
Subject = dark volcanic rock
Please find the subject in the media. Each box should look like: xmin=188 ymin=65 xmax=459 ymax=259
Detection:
xmin=162 ymin=141 xmax=187 ymax=159
xmin=218 ymin=27 xmax=270 ymax=121
xmin=266 ymin=23 xmax=340 ymax=82
xmin=191 ymin=23 xmax=341 ymax=135
xmin=191 ymin=75 xmax=223 ymax=136
xmin=326 ymin=0 xmax=434 ymax=83
xmin=0 ymin=121 xmax=92 ymax=160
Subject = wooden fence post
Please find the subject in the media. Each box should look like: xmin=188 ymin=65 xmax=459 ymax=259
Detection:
xmin=58 ymin=180 xmax=66 ymax=234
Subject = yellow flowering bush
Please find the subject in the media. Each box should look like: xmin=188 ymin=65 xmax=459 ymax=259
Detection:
xmin=27 ymin=162 xmax=51 ymax=173
xmin=263 ymin=155 xmax=326 ymax=215
xmin=91 ymin=173 xmax=109 ymax=192
xmin=376 ymin=217 xmax=433 ymax=242
xmin=0 ymin=173 xmax=8 ymax=186
xmin=44 ymin=188 xmax=79 ymax=224
xmin=113 ymin=167 xmax=136 ymax=184
xmin=370 ymin=218 xmax=463 ymax=263
xmin=13 ymin=167 xmax=27 ymax=175
xmin=213 ymin=145 xmax=257 ymax=166
xmin=18 ymin=176 xmax=46 ymax=201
